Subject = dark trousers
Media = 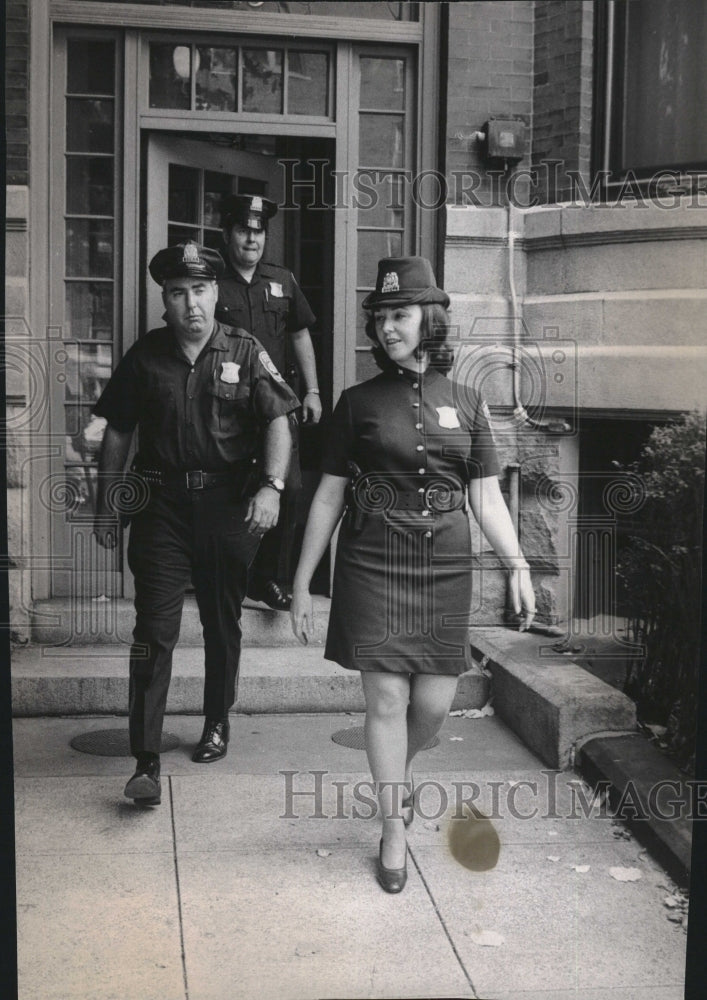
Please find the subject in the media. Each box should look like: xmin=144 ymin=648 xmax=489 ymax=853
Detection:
xmin=127 ymin=485 xmax=260 ymax=756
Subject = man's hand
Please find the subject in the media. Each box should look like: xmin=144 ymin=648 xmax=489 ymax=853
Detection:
xmin=302 ymin=391 xmax=322 ymax=424
xmin=93 ymin=516 xmax=120 ymax=549
xmin=246 ymin=486 xmax=281 ymax=534
xmin=290 ymin=586 xmax=313 ymax=645
xmin=508 ymin=565 xmax=536 ymax=632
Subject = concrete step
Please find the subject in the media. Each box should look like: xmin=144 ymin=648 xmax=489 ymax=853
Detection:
xmin=11 ymin=643 xmax=489 ymax=717
xmin=30 ymin=595 xmax=330 ymax=647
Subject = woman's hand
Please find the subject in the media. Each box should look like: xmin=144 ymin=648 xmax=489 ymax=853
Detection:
xmin=508 ymin=565 xmax=535 ymax=632
xmin=291 ymin=586 xmax=313 ymax=645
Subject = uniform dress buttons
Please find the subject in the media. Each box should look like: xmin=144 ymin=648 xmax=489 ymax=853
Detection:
xmin=421 ymin=509 xmax=430 ymax=517
xmin=412 ymin=382 xmax=419 ymax=389
xmin=418 ymin=467 xmax=426 ymax=474
xmin=412 ymin=402 xmax=420 ymax=409
xmin=416 ymin=444 xmax=424 ymax=452
xmin=416 ymin=422 xmax=423 ymax=429
xmin=424 ymin=530 xmax=432 ymax=538
xmin=418 ymin=487 xmax=425 ymax=493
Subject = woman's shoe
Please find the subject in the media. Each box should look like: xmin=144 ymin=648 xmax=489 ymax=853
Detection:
xmin=376 ymin=839 xmax=408 ymax=894
xmin=402 ymin=775 xmax=415 ymax=828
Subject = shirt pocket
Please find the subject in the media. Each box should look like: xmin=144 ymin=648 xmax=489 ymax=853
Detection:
xmin=207 ymin=381 xmax=251 ymax=434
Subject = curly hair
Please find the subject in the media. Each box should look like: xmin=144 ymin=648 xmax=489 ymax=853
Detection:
xmin=365 ymin=303 xmax=454 ymax=375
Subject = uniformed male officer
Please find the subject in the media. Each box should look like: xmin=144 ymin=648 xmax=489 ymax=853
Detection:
xmin=93 ymin=240 xmax=299 ymax=805
xmin=216 ymin=193 xmax=321 ymax=611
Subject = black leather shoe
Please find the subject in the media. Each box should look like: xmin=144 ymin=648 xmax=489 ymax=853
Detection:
xmin=376 ymin=838 xmax=408 ymax=894
xmin=124 ymin=758 xmax=161 ymax=805
xmin=261 ymin=580 xmax=292 ymax=611
xmin=192 ymin=717 xmax=230 ymax=763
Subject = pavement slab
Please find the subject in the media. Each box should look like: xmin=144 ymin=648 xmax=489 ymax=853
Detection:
xmin=178 ymin=848 xmax=474 ymax=1000
xmin=16 ymin=853 xmax=184 ymax=1000
xmin=414 ymin=839 xmax=686 ymax=996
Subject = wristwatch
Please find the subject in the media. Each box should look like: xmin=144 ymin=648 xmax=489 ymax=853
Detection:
xmin=260 ymin=475 xmax=285 ymax=494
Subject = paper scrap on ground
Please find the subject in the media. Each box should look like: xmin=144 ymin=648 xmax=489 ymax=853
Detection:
xmin=571 ymin=864 xmax=590 ymax=873
xmin=316 ymin=849 xmax=331 ymax=858
xmin=449 ymin=703 xmax=495 ymax=719
xmin=470 ymin=929 xmax=505 ymax=947
xmin=546 ymin=855 xmax=560 ymax=862
xmin=609 ymin=866 xmax=642 ymax=882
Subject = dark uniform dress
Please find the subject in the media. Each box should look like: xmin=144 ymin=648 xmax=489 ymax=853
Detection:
xmin=216 ymin=259 xmax=317 ymax=592
xmin=321 ymin=364 xmax=501 ymax=675
xmin=94 ymin=321 xmax=299 ymax=755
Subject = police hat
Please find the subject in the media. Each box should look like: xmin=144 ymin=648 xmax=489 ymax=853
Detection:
xmin=149 ymin=241 xmax=225 ymax=285
xmin=362 ymin=256 xmax=450 ymax=310
xmin=221 ymin=193 xmax=278 ymax=232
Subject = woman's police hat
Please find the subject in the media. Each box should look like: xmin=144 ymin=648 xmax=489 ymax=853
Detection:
xmin=362 ymin=256 xmax=449 ymax=310
xmin=221 ymin=193 xmax=278 ymax=232
xmin=149 ymin=241 xmax=225 ymax=285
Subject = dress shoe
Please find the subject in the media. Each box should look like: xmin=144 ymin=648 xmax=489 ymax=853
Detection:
xmin=402 ymin=774 xmax=415 ymax=828
xmin=192 ymin=717 xmax=230 ymax=763
xmin=124 ymin=758 xmax=161 ymax=805
xmin=249 ymin=579 xmax=292 ymax=611
xmin=376 ymin=838 xmax=408 ymax=894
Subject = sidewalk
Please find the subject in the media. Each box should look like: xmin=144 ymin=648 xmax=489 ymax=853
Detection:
xmin=13 ymin=712 xmax=687 ymax=1000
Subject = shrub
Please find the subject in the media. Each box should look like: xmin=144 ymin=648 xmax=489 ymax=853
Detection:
xmin=616 ymin=411 xmax=706 ymax=771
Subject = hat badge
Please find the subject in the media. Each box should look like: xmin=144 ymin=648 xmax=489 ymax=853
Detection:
xmin=182 ymin=242 xmax=201 ymax=264
xmin=251 ymin=196 xmax=263 ymax=212
xmin=381 ymin=271 xmax=399 ymax=293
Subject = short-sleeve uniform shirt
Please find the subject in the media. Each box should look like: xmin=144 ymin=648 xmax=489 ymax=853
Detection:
xmin=93 ymin=321 xmax=299 ymax=473
xmin=320 ymin=364 xmax=501 ymax=676
xmin=215 ymin=261 xmax=316 ymax=378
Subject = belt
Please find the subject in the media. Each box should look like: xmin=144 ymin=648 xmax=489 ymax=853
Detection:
xmin=390 ymin=487 xmax=465 ymax=512
xmin=137 ymin=467 xmax=249 ymax=491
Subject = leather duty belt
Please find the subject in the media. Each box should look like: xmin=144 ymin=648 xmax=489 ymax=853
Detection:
xmin=137 ymin=467 xmax=249 ymax=491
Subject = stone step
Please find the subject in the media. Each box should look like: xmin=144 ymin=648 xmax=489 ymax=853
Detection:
xmin=30 ymin=595 xmax=330 ymax=647
xmin=10 ymin=643 xmax=489 ymax=717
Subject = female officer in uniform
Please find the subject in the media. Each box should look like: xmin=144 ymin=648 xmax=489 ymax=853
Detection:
xmin=291 ymin=257 xmax=535 ymax=893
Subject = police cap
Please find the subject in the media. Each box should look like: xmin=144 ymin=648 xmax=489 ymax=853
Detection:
xmin=221 ymin=193 xmax=278 ymax=232
xmin=149 ymin=241 xmax=225 ymax=285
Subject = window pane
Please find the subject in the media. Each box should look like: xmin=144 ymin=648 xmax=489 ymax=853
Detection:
xmin=287 ymin=51 xmax=328 ymax=116
xmin=622 ymin=1 xmax=707 ymax=169
xmin=203 ymin=229 xmax=224 ymax=253
xmin=357 ymin=230 xmax=403 ymax=286
xmin=359 ymin=114 xmax=405 ymax=167
xmin=66 ymin=157 xmax=114 ymax=215
xmin=65 ymin=283 xmax=114 ymax=339
xmin=66 ymin=220 xmax=114 ymax=278
xmin=204 ymin=171 xmax=233 ymax=227
xmin=67 ymin=39 xmax=115 ymax=95
xmin=87 ymin=1 xmax=417 ymax=18
xmin=360 ymin=57 xmax=405 ymax=110
xmin=149 ymin=43 xmax=191 ymax=109
xmin=242 ymin=49 xmax=283 ymax=113
xmin=168 ymin=164 xmax=199 ymax=224
xmin=65 ymin=343 xmax=113 ymax=404
xmin=355 ymin=171 xmax=406 ymax=228
xmin=196 ymin=46 xmax=237 ymax=111
xmin=237 ymin=176 xmax=268 ymax=195
xmin=66 ymin=99 xmax=114 ymax=153
xmin=168 ymin=224 xmax=200 ymax=246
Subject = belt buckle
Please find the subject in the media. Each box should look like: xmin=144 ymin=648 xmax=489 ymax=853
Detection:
xmin=186 ymin=470 xmax=204 ymax=490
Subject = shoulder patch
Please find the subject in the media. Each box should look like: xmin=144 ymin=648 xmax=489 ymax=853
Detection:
xmin=258 ymin=350 xmax=285 ymax=383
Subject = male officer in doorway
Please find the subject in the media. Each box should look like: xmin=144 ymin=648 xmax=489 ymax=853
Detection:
xmin=93 ymin=241 xmax=299 ymax=804
xmin=216 ymin=193 xmax=321 ymax=611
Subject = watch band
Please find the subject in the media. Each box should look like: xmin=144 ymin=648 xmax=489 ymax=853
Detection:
xmin=260 ymin=475 xmax=285 ymax=494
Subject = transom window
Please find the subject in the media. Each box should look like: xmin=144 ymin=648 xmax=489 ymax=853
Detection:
xmin=148 ymin=41 xmax=331 ymax=117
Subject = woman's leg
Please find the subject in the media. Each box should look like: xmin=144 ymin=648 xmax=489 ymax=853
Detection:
xmin=360 ymin=671 xmax=411 ymax=869
xmin=405 ymin=674 xmax=459 ymax=785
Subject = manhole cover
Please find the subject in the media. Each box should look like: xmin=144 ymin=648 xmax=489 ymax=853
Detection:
xmin=331 ymin=726 xmax=439 ymax=750
xmin=70 ymin=729 xmax=180 ymax=757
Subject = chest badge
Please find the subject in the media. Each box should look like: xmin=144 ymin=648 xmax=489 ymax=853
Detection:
xmin=436 ymin=406 xmax=461 ymax=429
xmin=268 ymin=281 xmax=284 ymax=298
xmin=220 ymin=362 xmax=241 ymax=384
xmin=258 ymin=350 xmax=285 ymax=383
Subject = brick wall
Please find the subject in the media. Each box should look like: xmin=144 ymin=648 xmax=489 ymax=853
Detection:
xmin=5 ymin=0 xmax=29 ymax=185
xmin=532 ymin=0 xmax=594 ymax=202
xmin=445 ymin=1 xmax=535 ymax=207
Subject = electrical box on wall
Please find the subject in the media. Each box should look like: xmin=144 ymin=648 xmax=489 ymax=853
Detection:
xmin=480 ymin=119 xmax=526 ymax=164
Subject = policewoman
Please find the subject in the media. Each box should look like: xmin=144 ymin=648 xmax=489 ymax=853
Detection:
xmin=93 ymin=241 xmax=299 ymax=804
xmin=291 ymin=257 xmax=535 ymax=892
xmin=216 ymin=193 xmax=320 ymax=610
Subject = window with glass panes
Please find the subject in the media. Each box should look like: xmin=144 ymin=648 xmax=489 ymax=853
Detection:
xmin=355 ymin=53 xmax=414 ymax=383
xmin=63 ymin=36 xmax=119 ymax=524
